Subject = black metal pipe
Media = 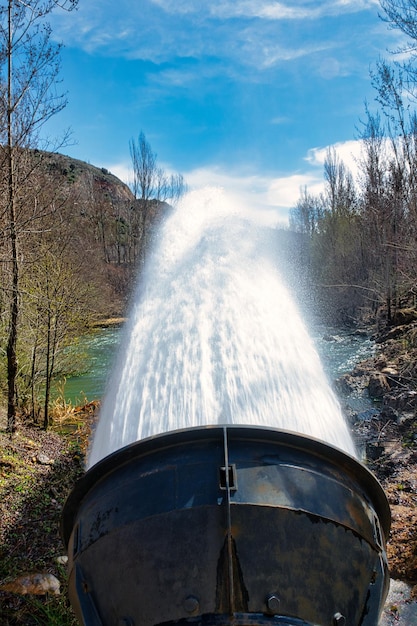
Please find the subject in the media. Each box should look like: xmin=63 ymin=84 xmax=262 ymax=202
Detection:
xmin=61 ymin=425 xmax=391 ymax=626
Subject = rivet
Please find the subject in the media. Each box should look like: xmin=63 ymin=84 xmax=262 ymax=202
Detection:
xmin=266 ymin=593 xmax=280 ymax=613
xmin=333 ymin=612 xmax=346 ymax=626
xmin=183 ymin=595 xmax=200 ymax=614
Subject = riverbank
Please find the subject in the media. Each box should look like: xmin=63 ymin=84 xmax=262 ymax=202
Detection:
xmin=337 ymin=315 xmax=417 ymax=624
xmin=337 ymin=318 xmax=417 ymax=590
xmin=89 ymin=317 xmax=126 ymax=329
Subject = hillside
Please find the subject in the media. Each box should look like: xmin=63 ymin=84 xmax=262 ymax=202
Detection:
xmin=43 ymin=152 xmax=134 ymax=205
xmin=36 ymin=151 xmax=170 ymax=318
xmin=43 ymin=152 xmax=136 ymax=317
xmin=0 ymin=148 xmax=176 ymax=430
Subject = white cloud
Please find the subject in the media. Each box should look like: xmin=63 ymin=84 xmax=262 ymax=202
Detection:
xmin=151 ymin=0 xmax=379 ymax=21
xmin=172 ymin=165 xmax=326 ymax=225
xmin=182 ymin=139 xmax=371 ymax=214
xmin=266 ymin=174 xmax=324 ymax=206
xmin=317 ymin=57 xmax=343 ymax=79
xmin=257 ymin=42 xmax=331 ymax=69
xmin=105 ymin=161 xmax=132 ymax=187
xmin=211 ymin=1 xmax=315 ymax=20
xmin=306 ymin=139 xmax=363 ymax=178
xmin=51 ymin=0 xmax=381 ymax=75
xmin=270 ymin=115 xmax=291 ymax=125
xmin=150 ymin=0 xmax=197 ymax=14
xmin=103 ymin=138 xmax=372 ymax=227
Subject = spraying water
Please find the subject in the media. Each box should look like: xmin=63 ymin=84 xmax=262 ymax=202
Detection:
xmin=88 ymin=188 xmax=356 ymax=467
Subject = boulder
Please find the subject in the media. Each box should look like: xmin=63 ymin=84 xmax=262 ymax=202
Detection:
xmin=0 ymin=572 xmax=60 ymax=596
xmin=368 ymin=371 xmax=391 ymax=399
xmin=391 ymin=308 xmax=417 ymax=326
xmin=384 ymin=390 xmax=417 ymax=413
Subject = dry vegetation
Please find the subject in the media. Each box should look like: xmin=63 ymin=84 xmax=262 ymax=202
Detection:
xmin=339 ymin=318 xmax=417 ymax=597
xmin=0 ymin=405 xmax=94 ymax=625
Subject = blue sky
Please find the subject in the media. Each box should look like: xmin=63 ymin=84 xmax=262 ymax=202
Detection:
xmin=46 ymin=0 xmax=401 ymax=223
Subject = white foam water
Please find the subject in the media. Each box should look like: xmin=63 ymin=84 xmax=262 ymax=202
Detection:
xmin=88 ymin=188 xmax=356 ymax=467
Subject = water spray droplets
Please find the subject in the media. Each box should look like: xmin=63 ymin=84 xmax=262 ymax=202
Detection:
xmin=88 ymin=188 xmax=356 ymax=467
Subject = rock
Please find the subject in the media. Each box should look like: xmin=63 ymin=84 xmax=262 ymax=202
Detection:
xmin=375 ymin=355 xmax=388 ymax=369
xmin=381 ymin=366 xmax=398 ymax=376
xmin=384 ymin=391 xmax=417 ymax=412
xmin=368 ymin=372 xmax=391 ymax=399
xmin=56 ymin=555 xmax=68 ymax=565
xmin=380 ymin=405 xmax=399 ymax=421
xmin=0 ymin=572 xmax=60 ymax=595
xmin=380 ymin=579 xmax=417 ymax=626
xmin=398 ymin=412 xmax=417 ymax=426
xmin=322 ymin=334 xmax=337 ymax=342
xmin=366 ymin=442 xmax=385 ymax=460
xmin=335 ymin=372 xmax=369 ymax=395
xmin=352 ymin=328 xmax=370 ymax=337
xmin=335 ymin=374 xmax=357 ymax=394
xmin=352 ymin=360 xmax=375 ymax=377
xmin=36 ymin=453 xmax=54 ymax=465
xmin=390 ymin=308 xmax=417 ymax=326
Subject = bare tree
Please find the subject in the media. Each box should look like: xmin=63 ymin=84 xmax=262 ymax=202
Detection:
xmin=323 ymin=147 xmax=357 ymax=217
xmin=289 ymin=186 xmax=322 ymax=237
xmin=129 ymin=131 xmax=157 ymax=202
xmin=379 ymin=0 xmax=417 ymax=99
xmin=20 ymin=234 xmax=93 ymax=428
xmin=380 ymin=1 xmax=417 ymax=47
xmin=362 ymin=66 xmax=417 ymax=320
xmin=0 ymin=0 xmax=78 ymax=432
xmin=290 ymin=149 xmax=367 ymax=322
xmin=129 ymin=131 xmax=186 ymax=263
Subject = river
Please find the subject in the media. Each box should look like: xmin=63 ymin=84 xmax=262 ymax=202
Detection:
xmin=57 ymin=324 xmax=375 ymax=412
xmin=56 ymin=327 xmax=120 ymax=405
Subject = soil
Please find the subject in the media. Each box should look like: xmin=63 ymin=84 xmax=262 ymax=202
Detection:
xmin=0 ymin=406 xmax=93 ymax=625
xmin=0 ymin=318 xmax=417 ymax=624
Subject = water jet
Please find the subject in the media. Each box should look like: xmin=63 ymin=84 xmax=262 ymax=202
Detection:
xmin=61 ymin=189 xmax=390 ymax=625
xmin=86 ymin=189 xmax=357 ymax=466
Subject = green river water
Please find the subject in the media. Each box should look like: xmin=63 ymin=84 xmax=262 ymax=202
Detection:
xmin=57 ymin=325 xmax=375 ymax=408
xmin=55 ymin=327 xmax=120 ymax=405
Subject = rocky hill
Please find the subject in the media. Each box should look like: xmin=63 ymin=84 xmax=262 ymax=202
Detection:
xmin=43 ymin=152 xmax=134 ymax=205
xmin=36 ymin=151 xmax=169 ymax=318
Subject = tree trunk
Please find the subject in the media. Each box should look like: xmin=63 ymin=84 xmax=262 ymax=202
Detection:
xmin=43 ymin=315 xmax=52 ymax=430
xmin=6 ymin=0 xmax=18 ymax=433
